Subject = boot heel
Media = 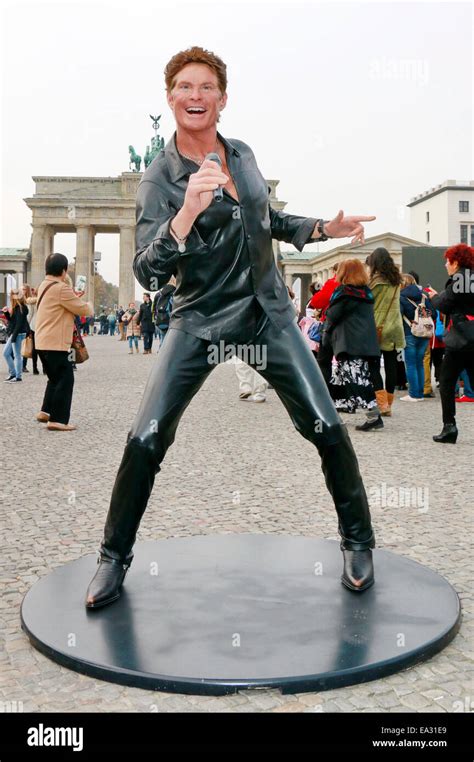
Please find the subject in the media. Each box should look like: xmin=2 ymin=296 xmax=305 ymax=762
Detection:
xmin=433 ymin=424 xmax=458 ymax=444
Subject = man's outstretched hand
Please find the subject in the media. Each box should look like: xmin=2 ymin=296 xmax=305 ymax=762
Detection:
xmin=322 ymin=210 xmax=376 ymax=244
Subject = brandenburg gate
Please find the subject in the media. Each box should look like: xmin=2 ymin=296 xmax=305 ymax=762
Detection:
xmin=24 ymin=172 xmax=141 ymax=306
xmin=24 ymin=174 xmax=286 ymax=306
xmin=23 ymin=115 xmax=288 ymax=306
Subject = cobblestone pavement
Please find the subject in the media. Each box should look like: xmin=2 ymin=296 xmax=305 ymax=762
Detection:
xmin=0 ymin=334 xmax=472 ymax=713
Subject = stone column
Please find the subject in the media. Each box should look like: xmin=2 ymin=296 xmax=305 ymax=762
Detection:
xmin=119 ymin=225 xmax=136 ymax=308
xmin=44 ymin=227 xmax=54 ymax=261
xmin=75 ymin=225 xmax=94 ymax=302
xmin=300 ymin=273 xmax=312 ymax=308
xmin=272 ymin=239 xmax=281 ymax=263
xmin=30 ymin=224 xmax=47 ymax=287
xmin=89 ymin=252 xmax=95 ymax=309
xmin=285 ymin=271 xmax=294 ymax=288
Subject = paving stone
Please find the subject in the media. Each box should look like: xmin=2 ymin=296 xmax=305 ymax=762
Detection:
xmin=399 ymin=693 xmax=435 ymax=710
xmin=1 ymin=337 xmax=470 ymax=712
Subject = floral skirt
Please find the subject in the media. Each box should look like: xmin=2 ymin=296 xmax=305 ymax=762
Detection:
xmin=328 ymin=356 xmax=377 ymax=413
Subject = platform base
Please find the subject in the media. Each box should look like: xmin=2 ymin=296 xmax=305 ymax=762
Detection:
xmin=21 ymin=535 xmax=461 ymax=695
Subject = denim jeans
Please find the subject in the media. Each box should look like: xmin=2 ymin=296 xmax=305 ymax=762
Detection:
xmin=142 ymin=330 xmax=154 ymax=352
xmin=128 ymin=336 xmax=138 ymax=350
xmin=456 ymin=369 xmax=474 ymax=398
xmin=157 ymin=327 xmax=168 ymax=348
xmin=403 ymin=333 xmax=429 ymax=399
xmin=3 ymin=333 xmax=26 ymax=379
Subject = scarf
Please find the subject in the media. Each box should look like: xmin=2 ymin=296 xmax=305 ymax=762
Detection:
xmin=329 ymin=284 xmax=374 ymax=305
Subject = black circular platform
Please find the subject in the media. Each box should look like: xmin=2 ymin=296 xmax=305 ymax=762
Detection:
xmin=21 ymin=535 xmax=461 ymax=695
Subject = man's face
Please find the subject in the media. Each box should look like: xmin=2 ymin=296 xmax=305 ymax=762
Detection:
xmin=167 ymin=63 xmax=227 ymax=131
xmin=144 ymin=294 xmax=150 ymax=302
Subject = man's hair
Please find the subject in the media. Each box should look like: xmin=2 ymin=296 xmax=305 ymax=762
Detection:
xmin=164 ymin=46 xmax=227 ymax=95
xmin=45 ymin=253 xmax=68 ymax=276
xmin=143 ymin=293 xmax=150 ymax=298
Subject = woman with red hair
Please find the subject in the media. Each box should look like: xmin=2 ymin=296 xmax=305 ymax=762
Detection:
xmin=322 ymin=259 xmax=382 ymax=430
xmin=426 ymin=243 xmax=474 ymax=443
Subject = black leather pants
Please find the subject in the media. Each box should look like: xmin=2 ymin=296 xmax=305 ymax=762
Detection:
xmin=100 ymin=311 xmax=375 ymax=562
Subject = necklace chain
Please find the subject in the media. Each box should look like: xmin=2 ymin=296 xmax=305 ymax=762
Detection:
xmin=178 ymin=138 xmax=220 ymax=166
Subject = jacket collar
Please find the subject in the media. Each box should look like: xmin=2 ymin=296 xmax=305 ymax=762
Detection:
xmin=44 ymin=275 xmax=64 ymax=283
xmin=331 ymin=284 xmax=374 ymax=303
xmin=165 ymin=130 xmax=240 ymax=183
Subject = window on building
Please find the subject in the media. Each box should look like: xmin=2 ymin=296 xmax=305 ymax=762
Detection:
xmin=459 ymin=201 xmax=469 ymax=213
xmin=426 ymin=211 xmax=430 ymax=223
xmin=426 ymin=231 xmax=430 ymax=243
xmin=460 ymin=224 xmax=468 ymax=244
xmin=471 ymin=225 xmax=474 ymax=247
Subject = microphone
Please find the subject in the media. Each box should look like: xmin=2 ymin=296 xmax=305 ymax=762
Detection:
xmin=205 ymin=152 xmax=224 ymax=203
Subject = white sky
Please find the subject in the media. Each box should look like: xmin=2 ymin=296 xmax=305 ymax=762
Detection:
xmin=1 ymin=0 xmax=472 ymax=292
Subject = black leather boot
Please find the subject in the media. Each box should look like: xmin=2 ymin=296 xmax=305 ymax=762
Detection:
xmin=341 ymin=549 xmax=374 ymax=592
xmin=317 ymin=426 xmax=376 ymax=591
xmin=433 ymin=423 xmax=458 ymax=444
xmin=319 ymin=427 xmax=376 ymax=552
xmin=85 ymin=555 xmax=132 ymax=609
xmin=356 ymin=415 xmax=384 ymax=431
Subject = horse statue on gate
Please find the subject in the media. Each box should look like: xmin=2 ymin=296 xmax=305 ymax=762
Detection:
xmin=128 ymin=145 xmax=142 ymax=172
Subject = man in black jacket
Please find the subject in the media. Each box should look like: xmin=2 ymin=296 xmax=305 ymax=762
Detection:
xmin=136 ymin=293 xmax=155 ymax=354
xmin=86 ymin=46 xmax=378 ymax=608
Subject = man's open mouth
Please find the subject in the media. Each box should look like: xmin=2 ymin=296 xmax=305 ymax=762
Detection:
xmin=186 ymin=107 xmax=207 ymax=114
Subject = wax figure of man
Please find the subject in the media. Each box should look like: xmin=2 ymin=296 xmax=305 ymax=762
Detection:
xmin=86 ymin=46 xmax=377 ymax=609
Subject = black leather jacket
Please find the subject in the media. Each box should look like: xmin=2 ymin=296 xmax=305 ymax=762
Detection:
xmin=136 ymin=301 xmax=154 ymax=331
xmin=431 ymin=268 xmax=474 ymax=321
xmin=133 ymin=130 xmax=318 ymax=343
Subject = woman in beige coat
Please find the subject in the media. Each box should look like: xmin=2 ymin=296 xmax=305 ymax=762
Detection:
xmin=35 ymin=253 xmax=94 ymax=431
xmin=122 ymin=302 xmax=141 ymax=354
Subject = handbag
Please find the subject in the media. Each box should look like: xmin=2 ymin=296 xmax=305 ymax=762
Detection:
xmin=71 ymin=326 xmax=89 ymax=364
xmin=403 ymin=295 xmax=434 ymax=338
xmin=443 ymin=314 xmax=474 ymax=351
xmin=308 ymin=319 xmax=323 ymax=343
xmin=21 ymin=281 xmax=57 ymax=358
xmin=21 ymin=333 xmax=34 ymax=358
xmin=376 ymin=286 xmax=397 ymax=343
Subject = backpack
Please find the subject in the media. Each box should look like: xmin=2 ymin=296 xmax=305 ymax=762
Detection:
xmin=403 ymin=294 xmax=434 ymax=338
xmin=154 ymin=289 xmax=174 ymax=329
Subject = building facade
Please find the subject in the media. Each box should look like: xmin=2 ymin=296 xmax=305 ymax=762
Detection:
xmin=407 ymin=179 xmax=474 ymax=246
xmin=0 ymin=249 xmax=30 ymax=307
xmin=279 ymin=232 xmax=436 ymax=310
